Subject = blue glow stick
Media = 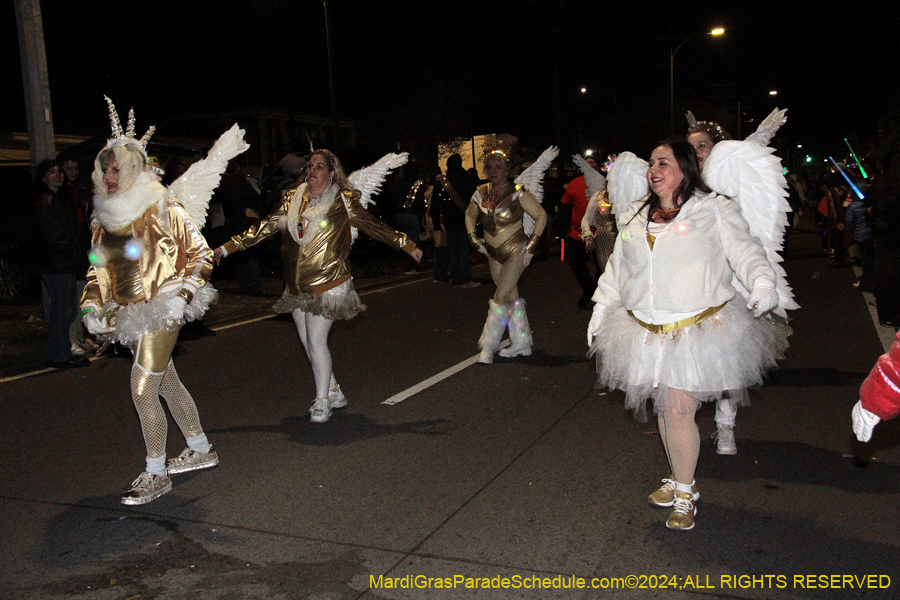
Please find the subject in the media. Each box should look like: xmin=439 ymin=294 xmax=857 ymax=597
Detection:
xmin=829 ymin=157 xmax=864 ymax=200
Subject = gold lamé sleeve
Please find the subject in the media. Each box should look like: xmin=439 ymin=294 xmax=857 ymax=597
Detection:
xmin=223 ymin=199 xmax=288 ymax=255
xmin=345 ymin=192 xmax=417 ymax=253
xmin=465 ymin=193 xmax=483 ymax=250
xmin=519 ymin=190 xmax=548 ymax=254
xmin=81 ymin=222 xmax=103 ymax=312
xmin=168 ymin=203 xmax=214 ymax=285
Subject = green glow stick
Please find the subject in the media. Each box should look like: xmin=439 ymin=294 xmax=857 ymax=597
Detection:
xmin=844 ymin=138 xmax=868 ymax=178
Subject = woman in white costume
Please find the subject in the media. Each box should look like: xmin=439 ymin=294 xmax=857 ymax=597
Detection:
xmin=587 ymin=139 xmax=784 ymax=530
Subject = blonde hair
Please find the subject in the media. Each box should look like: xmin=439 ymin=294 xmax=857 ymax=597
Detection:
xmin=309 ymin=149 xmax=356 ymax=196
xmin=92 ymin=142 xmax=148 ymax=197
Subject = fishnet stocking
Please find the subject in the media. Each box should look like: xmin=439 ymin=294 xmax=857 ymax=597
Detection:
xmin=292 ymin=309 xmax=335 ymax=399
xmin=131 ymin=364 xmax=167 ymax=459
xmin=159 ymin=360 xmax=203 ymax=438
xmin=657 ymin=390 xmax=700 ymax=486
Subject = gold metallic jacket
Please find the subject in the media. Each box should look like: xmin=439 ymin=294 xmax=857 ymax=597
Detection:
xmin=223 ymin=187 xmax=416 ymax=295
xmin=81 ymin=200 xmax=213 ymax=312
xmin=466 ymin=183 xmax=547 ymax=263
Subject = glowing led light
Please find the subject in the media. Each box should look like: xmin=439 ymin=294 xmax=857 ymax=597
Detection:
xmin=88 ymin=252 xmax=99 ymax=265
xmin=844 ymin=138 xmax=868 ymax=178
xmin=621 ymin=230 xmax=633 ymax=242
xmin=828 ymin=157 xmax=865 ymax=199
xmin=675 ymin=222 xmax=689 ymax=234
xmin=124 ymin=238 xmax=143 ymax=260
xmin=710 ymin=27 xmax=725 ymax=35
xmin=319 ymin=220 xmax=328 ymax=229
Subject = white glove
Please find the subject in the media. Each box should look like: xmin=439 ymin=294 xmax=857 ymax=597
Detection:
xmin=83 ymin=311 xmax=114 ymax=335
xmin=587 ymin=305 xmax=604 ymax=347
xmin=164 ymin=295 xmax=188 ymax=322
xmin=522 ymin=252 xmax=533 ymax=267
xmin=852 ymin=400 xmax=881 ymax=442
xmin=747 ymin=287 xmax=779 ymax=317
xmin=477 ymin=243 xmax=488 ymax=256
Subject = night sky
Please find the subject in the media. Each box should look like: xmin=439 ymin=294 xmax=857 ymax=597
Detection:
xmin=4 ymin=0 xmax=898 ymax=168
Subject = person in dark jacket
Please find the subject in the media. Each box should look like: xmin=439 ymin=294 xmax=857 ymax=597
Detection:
xmin=34 ymin=159 xmax=89 ymax=368
xmin=430 ymin=154 xmax=479 ymax=287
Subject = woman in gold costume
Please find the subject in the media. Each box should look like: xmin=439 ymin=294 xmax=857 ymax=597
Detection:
xmin=215 ymin=150 xmax=422 ymax=423
xmin=81 ymin=99 xmax=224 ymax=506
xmin=465 ymin=151 xmax=548 ymax=364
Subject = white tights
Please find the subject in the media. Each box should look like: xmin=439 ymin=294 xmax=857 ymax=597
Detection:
xmin=657 ymin=389 xmax=700 ymax=486
xmin=292 ymin=309 xmax=335 ymax=399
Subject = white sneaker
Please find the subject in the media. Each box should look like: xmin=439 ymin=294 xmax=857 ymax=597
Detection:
xmin=121 ymin=472 xmax=172 ymax=505
xmin=498 ymin=343 xmax=532 ymax=358
xmin=329 ymin=385 xmax=347 ymax=409
xmin=714 ymin=426 xmax=737 ymax=455
xmin=70 ymin=343 xmax=87 ymax=356
xmin=478 ymin=349 xmax=494 ymax=364
xmin=309 ymin=397 xmax=332 ymax=423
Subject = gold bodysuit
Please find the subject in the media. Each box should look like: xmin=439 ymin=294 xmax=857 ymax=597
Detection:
xmin=466 ymin=183 xmax=547 ymax=263
xmin=223 ymin=185 xmax=416 ymax=296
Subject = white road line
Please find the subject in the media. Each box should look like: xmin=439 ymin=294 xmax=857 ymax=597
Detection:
xmin=382 ymin=340 xmax=509 ymax=405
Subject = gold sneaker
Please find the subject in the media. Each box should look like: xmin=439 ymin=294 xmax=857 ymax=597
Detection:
xmin=648 ymin=476 xmax=699 ymax=507
xmin=666 ymin=491 xmax=697 ymax=530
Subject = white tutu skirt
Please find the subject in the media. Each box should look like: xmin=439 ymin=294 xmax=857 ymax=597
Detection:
xmin=272 ymin=279 xmax=366 ymax=321
xmin=589 ymin=300 xmax=790 ymax=421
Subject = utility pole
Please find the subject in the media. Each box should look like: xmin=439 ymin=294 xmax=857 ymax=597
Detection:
xmin=14 ymin=0 xmax=55 ymax=172
xmin=322 ymin=0 xmax=339 ymax=153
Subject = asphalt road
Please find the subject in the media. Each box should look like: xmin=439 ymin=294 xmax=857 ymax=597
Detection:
xmin=1 ymin=227 xmax=898 ymax=600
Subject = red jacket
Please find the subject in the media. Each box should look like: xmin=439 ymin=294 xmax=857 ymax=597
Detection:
xmin=560 ymin=175 xmax=589 ymax=240
xmin=860 ymin=330 xmax=900 ymax=421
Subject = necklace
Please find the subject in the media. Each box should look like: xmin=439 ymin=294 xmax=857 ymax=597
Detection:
xmin=489 ymin=182 xmax=508 ymax=207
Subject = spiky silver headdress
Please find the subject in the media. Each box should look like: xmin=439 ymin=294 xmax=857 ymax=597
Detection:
xmin=685 ymin=110 xmax=731 ymax=143
xmin=104 ymin=95 xmax=156 ymax=152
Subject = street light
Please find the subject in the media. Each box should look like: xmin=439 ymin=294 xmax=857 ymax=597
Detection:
xmin=580 ymin=87 xmax=587 ymax=93
xmin=670 ymin=27 xmax=725 ymax=132
xmin=769 ymin=90 xmax=778 ymax=96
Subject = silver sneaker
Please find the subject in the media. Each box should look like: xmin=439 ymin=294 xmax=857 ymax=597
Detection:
xmin=310 ymin=397 xmax=332 ymax=423
xmin=329 ymin=385 xmax=347 ymax=409
xmin=714 ymin=426 xmax=737 ymax=455
xmin=167 ymin=446 xmax=219 ymax=475
xmin=121 ymin=472 xmax=172 ymax=505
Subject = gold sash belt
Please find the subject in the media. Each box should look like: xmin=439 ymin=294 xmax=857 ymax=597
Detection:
xmin=628 ymin=302 xmax=727 ymax=335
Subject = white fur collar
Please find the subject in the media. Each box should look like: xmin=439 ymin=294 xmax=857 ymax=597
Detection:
xmin=93 ymin=171 xmax=169 ymax=231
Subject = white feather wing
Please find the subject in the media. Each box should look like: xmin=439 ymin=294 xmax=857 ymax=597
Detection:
xmin=744 ymin=108 xmax=787 ymax=147
xmin=606 ymin=152 xmax=649 ymax=228
xmin=703 ymin=140 xmax=799 ymax=316
xmin=168 ymin=124 xmax=250 ymax=229
xmin=573 ymin=154 xmax=607 ymax=201
xmin=514 ymin=145 xmax=559 ymax=202
xmin=346 ymin=152 xmax=409 ymax=242
xmin=514 ymin=146 xmax=558 ymax=236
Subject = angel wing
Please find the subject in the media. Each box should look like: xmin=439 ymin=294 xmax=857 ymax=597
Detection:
xmin=346 ymin=152 xmax=409 ymax=242
xmin=168 ymin=124 xmax=249 ymax=229
xmin=744 ymin=108 xmax=787 ymax=147
xmin=513 ymin=145 xmax=558 ymax=236
xmin=703 ymin=140 xmax=799 ymax=316
xmin=573 ymin=154 xmax=607 ymax=201
xmin=606 ymin=152 xmax=649 ymax=227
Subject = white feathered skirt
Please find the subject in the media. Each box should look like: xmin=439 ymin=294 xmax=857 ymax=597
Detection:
xmin=272 ymin=279 xmax=366 ymax=321
xmin=589 ymin=299 xmax=790 ymax=421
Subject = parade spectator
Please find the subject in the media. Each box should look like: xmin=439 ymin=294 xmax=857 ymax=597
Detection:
xmin=431 ymin=154 xmax=479 ymax=288
xmin=34 ymin=160 xmax=89 ymax=369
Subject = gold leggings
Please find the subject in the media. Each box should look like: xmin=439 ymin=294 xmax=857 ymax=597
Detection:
xmin=130 ymin=328 xmax=204 ymax=458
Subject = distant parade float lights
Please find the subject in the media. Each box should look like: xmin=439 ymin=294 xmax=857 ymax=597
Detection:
xmin=710 ymin=28 xmax=725 ymax=35
xmin=829 ymin=157 xmax=865 ymax=200
xmin=844 ymin=138 xmax=869 ymax=178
